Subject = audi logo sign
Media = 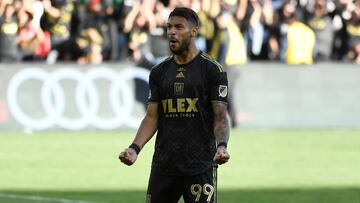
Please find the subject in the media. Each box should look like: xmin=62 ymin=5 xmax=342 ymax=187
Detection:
xmin=7 ymin=67 xmax=150 ymax=131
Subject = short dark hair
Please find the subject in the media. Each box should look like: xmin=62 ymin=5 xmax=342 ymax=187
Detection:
xmin=169 ymin=7 xmax=200 ymax=27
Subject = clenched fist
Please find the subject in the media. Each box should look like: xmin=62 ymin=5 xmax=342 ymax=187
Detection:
xmin=213 ymin=146 xmax=230 ymax=165
xmin=119 ymin=148 xmax=138 ymax=166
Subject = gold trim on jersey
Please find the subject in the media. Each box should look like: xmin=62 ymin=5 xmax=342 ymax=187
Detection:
xmin=200 ymin=52 xmax=224 ymax=72
xmin=151 ymin=56 xmax=173 ymax=71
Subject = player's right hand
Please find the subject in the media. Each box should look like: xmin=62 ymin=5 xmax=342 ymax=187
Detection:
xmin=118 ymin=148 xmax=138 ymax=166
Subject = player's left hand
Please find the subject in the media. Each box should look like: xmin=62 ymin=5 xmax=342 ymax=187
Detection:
xmin=213 ymin=146 xmax=230 ymax=165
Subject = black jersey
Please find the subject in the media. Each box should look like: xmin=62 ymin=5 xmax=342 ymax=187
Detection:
xmin=148 ymin=51 xmax=228 ymax=176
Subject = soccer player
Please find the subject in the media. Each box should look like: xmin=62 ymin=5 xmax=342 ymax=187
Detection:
xmin=119 ymin=7 xmax=230 ymax=203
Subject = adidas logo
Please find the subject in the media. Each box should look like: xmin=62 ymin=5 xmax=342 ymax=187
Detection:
xmin=176 ymin=72 xmax=185 ymax=78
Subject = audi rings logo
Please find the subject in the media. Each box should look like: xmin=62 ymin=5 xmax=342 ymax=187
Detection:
xmin=7 ymin=67 xmax=150 ymax=130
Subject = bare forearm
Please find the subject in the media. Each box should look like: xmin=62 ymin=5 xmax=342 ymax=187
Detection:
xmin=132 ymin=115 xmax=158 ymax=149
xmin=45 ymin=8 xmax=61 ymax=18
xmin=249 ymin=3 xmax=262 ymax=27
xmin=237 ymin=0 xmax=248 ymax=20
xmin=262 ymin=0 xmax=273 ymax=25
xmin=131 ymin=103 xmax=159 ymax=150
xmin=123 ymin=9 xmax=139 ymax=33
xmin=119 ymin=103 xmax=158 ymax=165
xmin=212 ymin=102 xmax=230 ymax=145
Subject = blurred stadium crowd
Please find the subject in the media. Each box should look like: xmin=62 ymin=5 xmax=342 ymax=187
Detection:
xmin=0 ymin=0 xmax=359 ymax=65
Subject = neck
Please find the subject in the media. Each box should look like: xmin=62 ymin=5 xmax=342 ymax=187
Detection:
xmin=174 ymin=44 xmax=199 ymax=64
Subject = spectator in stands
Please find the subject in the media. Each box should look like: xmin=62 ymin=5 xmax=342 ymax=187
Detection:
xmin=146 ymin=0 xmax=171 ymax=65
xmin=111 ymin=0 xmax=128 ymax=61
xmin=345 ymin=0 xmax=360 ymax=63
xmin=282 ymin=0 xmax=316 ymax=64
xmin=70 ymin=0 xmax=110 ymax=64
xmin=262 ymin=0 xmax=277 ymax=59
xmin=237 ymin=0 xmax=275 ymax=60
xmin=17 ymin=3 xmax=51 ymax=60
xmin=72 ymin=27 xmax=103 ymax=64
xmin=124 ymin=0 xmax=148 ymax=63
xmin=86 ymin=0 xmax=113 ymax=62
xmin=251 ymin=0 xmax=266 ymax=57
xmin=0 ymin=0 xmax=359 ymax=64
xmin=0 ymin=0 xmax=19 ymax=62
xmin=42 ymin=0 xmax=74 ymax=62
xmin=100 ymin=0 xmax=119 ymax=61
xmin=125 ymin=0 xmax=172 ymax=67
xmin=197 ymin=0 xmax=215 ymax=52
xmin=306 ymin=0 xmax=336 ymax=61
xmin=22 ymin=0 xmax=46 ymax=40
xmin=331 ymin=0 xmax=354 ymax=60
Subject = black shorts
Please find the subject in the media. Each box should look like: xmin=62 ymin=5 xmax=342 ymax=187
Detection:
xmin=146 ymin=166 xmax=218 ymax=203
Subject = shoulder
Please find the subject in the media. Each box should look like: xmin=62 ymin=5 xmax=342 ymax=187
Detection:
xmin=149 ymin=56 xmax=173 ymax=82
xmin=199 ymin=52 xmax=224 ymax=73
xmin=150 ymin=56 xmax=173 ymax=73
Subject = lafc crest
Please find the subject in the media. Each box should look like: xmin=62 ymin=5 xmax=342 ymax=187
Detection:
xmin=219 ymin=85 xmax=228 ymax=97
xmin=174 ymin=82 xmax=184 ymax=95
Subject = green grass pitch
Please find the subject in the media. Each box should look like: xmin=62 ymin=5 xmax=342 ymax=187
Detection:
xmin=1 ymin=130 xmax=360 ymax=203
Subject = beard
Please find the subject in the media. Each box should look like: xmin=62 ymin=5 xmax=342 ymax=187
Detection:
xmin=170 ymin=38 xmax=191 ymax=55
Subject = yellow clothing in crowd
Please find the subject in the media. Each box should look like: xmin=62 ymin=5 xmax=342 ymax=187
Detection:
xmin=211 ymin=20 xmax=247 ymax=65
xmin=286 ymin=21 xmax=315 ymax=65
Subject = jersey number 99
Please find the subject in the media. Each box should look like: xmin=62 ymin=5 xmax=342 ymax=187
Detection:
xmin=190 ymin=183 xmax=214 ymax=202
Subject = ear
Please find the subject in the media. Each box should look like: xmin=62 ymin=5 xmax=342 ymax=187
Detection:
xmin=191 ymin=26 xmax=198 ymax=38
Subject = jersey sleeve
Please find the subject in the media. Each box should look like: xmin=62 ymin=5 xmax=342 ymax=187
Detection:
xmin=209 ymin=66 xmax=228 ymax=104
xmin=148 ymin=66 xmax=161 ymax=103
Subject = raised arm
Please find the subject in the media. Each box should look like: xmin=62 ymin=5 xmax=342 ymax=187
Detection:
xmin=212 ymin=101 xmax=231 ymax=165
xmin=43 ymin=0 xmax=61 ymax=19
xmin=118 ymin=102 xmax=159 ymax=166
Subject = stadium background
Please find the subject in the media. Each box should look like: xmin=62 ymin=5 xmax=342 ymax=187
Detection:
xmin=1 ymin=62 xmax=360 ymax=203
xmin=1 ymin=0 xmax=360 ymax=202
xmin=1 ymin=63 xmax=360 ymax=131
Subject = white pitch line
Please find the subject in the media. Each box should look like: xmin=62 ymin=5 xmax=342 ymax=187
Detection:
xmin=0 ymin=193 xmax=104 ymax=203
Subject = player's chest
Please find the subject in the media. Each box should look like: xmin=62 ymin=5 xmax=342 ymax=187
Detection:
xmin=159 ymin=66 xmax=207 ymax=97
